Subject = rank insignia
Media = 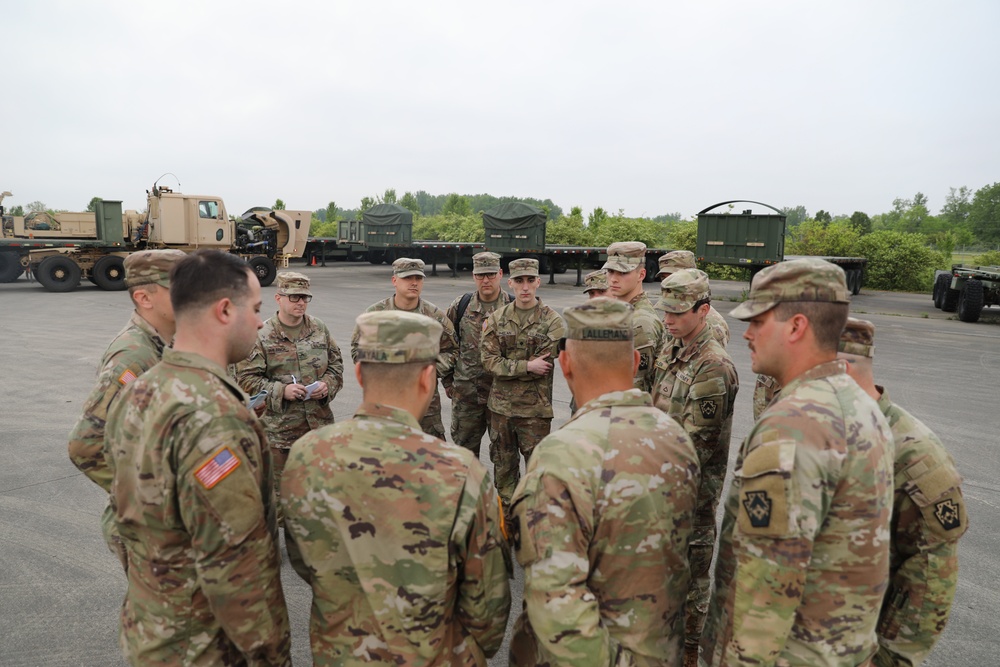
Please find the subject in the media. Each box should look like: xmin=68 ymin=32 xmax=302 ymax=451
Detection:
xmin=743 ymin=490 xmax=772 ymax=528
xmin=934 ymin=498 xmax=961 ymax=530
xmin=700 ymin=399 xmax=718 ymax=419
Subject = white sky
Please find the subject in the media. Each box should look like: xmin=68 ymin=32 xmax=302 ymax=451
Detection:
xmin=5 ymin=0 xmax=998 ymax=220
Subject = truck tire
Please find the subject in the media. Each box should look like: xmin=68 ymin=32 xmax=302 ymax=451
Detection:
xmin=850 ymin=269 xmax=863 ymax=296
xmin=0 ymin=251 xmax=24 ymax=283
xmin=249 ymin=256 xmax=277 ymax=287
xmin=957 ymin=279 xmax=984 ymax=323
xmin=941 ymin=280 xmax=961 ymax=312
xmin=36 ymin=255 xmax=82 ymax=292
xmin=367 ymin=250 xmax=384 ymax=265
xmin=933 ymin=273 xmax=950 ymax=309
xmin=92 ymin=255 xmax=127 ymax=291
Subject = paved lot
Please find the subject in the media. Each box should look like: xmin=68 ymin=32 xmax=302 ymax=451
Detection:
xmin=1 ymin=263 xmax=997 ymax=665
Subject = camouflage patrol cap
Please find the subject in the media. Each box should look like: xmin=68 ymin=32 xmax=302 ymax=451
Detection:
xmin=656 ymin=250 xmax=696 ymax=277
xmin=729 ymin=257 xmax=850 ymax=320
xmin=472 ymin=252 xmax=501 ymax=275
xmin=392 ymin=257 xmax=425 ymax=278
xmin=124 ymin=249 xmax=187 ymax=288
xmin=508 ymin=258 xmax=539 ymax=278
xmin=582 ymin=269 xmax=609 ymax=293
xmin=839 ymin=317 xmax=875 ymax=358
xmin=562 ymin=297 xmax=633 ymax=342
xmin=656 ymin=269 xmax=711 ymax=313
xmin=602 ymin=241 xmax=646 ymax=273
xmin=354 ymin=311 xmax=442 ymax=364
xmin=276 ymin=271 xmax=311 ymax=296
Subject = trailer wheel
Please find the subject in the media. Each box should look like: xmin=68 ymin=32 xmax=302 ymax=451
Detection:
xmin=957 ymin=279 xmax=984 ymax=323
xmin=849 ymin=269 xmax=863 ymax=296
xmin=0 ymin=251 xmax=24 ymax=282
xmin=92 ymin=255 xmax=128 ymax=291
xmin=249 ymin=256 xmax=277 ymax=287
xmin=367 ymin=250 xmax=384 ymax=265
xmin=36 ymin=255 xmax=82 ymax=292
xmin=941 ymin=280 xmax=961 ymax=312
xmin=933 ymin=273 xmax=950 ymax=309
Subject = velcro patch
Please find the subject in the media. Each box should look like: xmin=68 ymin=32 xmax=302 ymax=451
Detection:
xmin=736 ymin=443 xmax=794 ymax=537
xmin=742 ymin=490 xmax=772 ymax=527
xmin=934 ymin=498 xmax=962 ymax=531
xmin=118 ymin=369 xmax=138 ymax=386
xmin=700 ymin=400 xmax=718 ymax=420
xmin=194 ymin=447 xmax=241 ymax=489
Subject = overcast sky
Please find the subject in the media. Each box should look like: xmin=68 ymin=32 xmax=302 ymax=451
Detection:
xmin=5 ymin=1 xmax=998 ymax=220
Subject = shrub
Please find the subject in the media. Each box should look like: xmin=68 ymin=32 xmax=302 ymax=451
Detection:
xmin=972 ymin=250 xmax=1000 ymax=267
xmin=855 ymin=231 xmax=944 ymax=291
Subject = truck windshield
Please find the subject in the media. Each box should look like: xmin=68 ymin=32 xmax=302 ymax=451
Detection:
xmin=199 ymin=201 xmax=219 ymax=219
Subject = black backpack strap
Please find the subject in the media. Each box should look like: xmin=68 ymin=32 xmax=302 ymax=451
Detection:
xmin=453 ymin=291 xmax=475 ymax=341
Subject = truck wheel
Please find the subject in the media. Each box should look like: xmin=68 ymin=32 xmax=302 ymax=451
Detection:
xmin=941 ymin=280 xmax=961 ymax=312
xmin=957 ymin=279 xmax=984 ymax=323
xmin=850 ymin=269 xmax=863 ymax=296
xmin=249 ymin=256 xmax=277 ymax=287
xmin=92 ymin=255 xmax=128 ymax=291
xmin=933 ymin=273 xmax=950 ymax=309
xmin=368 ymin=250 xmax=384 ymax=265
xmin=36 ymin=255 xmax=82 ymax=292
xmin=0 ymin=252 xmax=24 ymax=282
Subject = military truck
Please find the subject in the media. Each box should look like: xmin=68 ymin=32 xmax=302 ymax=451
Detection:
xmin=933 ymin=264 xmax=1000 ymax=322
xmin=0 ymin=185 xmax=310 ymax=292
xmin=696 ymin=200 xmax=868 ymax=294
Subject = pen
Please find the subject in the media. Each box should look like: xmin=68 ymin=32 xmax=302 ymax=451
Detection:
xmin=291 ymin=374 xmax=298 ymax=385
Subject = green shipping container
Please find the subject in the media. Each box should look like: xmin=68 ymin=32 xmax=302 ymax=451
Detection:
xmin=482 ymin=202 xmax=546 ymax=254
xmin=362 ymin=203 xmax=412 ymax=248
xmin=696 ymin=200 xmax=785 ymax=268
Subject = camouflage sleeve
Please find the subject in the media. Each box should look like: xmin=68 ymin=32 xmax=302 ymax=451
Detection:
xmin=546 ymin=311 xmax=566 ymax=358
xmin=632 ymin=312 xmax=662 ymax=393
xmin=320 ymin=326 xmax=344 ymax=403
xmin=481 ymin=314 xmax=528 ymax=379
xmin=453 ymin=465 xmax=511 ymax=657
xmin=349 ymin=323 xmax=360 ymax=364
xmin=235 ymin=343 xmax=288 ymax=415
xmin=177 ymin=416 xmax=291 ymax=665
xmin=686 ymin=361 xmax=738 ymax=456
xmin=437 ymin=314 xmax=458 ymax=389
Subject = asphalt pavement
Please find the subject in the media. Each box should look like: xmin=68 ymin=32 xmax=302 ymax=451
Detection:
xmin=1 ymin=263 xmax=997 ymax=665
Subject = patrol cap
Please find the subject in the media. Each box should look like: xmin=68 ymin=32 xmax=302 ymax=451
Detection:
xmin=602 ymin=241 xmax=646 ymax=273
xmin=392 ymin=257 xmax=425 ymax=278
xmin=472 ymin=252 xmax=501 ymax=275
xmin=276 ymin=271 xmax=311 ymax=296
xmin=839 ymin=317 xmax=875 ymax=358
xmin=582 ymin=269 xmax=609 ymax=294
xmin=656 ymin=269 xmax=711 ymax=314
xmin=562 ymin=297 xmax=633 ymax=341
xmin=508 ymin=258 xmax=539 ymax=279
xmin=124 ymin=249 xmax=187 ymax=288
xmin=656 ymin=250 xmax=696 ymax=277
xmin=729 ymin=258 xmax=850 ymax=321
xmin=354 ymin=311 xmax=442 ymax=364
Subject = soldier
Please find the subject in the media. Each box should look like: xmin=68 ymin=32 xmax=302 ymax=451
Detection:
xmin=651 ymin=269 xmax=738 ymax=667
xmin=837 ymin=318 xmax=967 ymax=667
xmin=752 ymin=373 xmax=780 ymax=420
xmin=701 ymin=257 xmax=894 ymax=666
xmin=236 ymin=271 xmax=343 ymax=513
xmin=604 ymin=241 xmax=664 ymax=393
xmin=350 ymin=257 xmax=457 ymax=439
xmin=282 ymin=310 xmax=511 ymax=665
xmin=656 ymin=250 xmax=730 ymax=347
xmin=481 ymin=258 xmax=566 ymax=510
xmin=445 ymin=251 xmax=512 ymax=456
xmin=68 ymin=248 xmax=186 ymax=572
xmin=509 ymin=298 xmax=699 ymax=665
xmin=104 ymin=249 xmax=291 ymax=665
xmin=582 ymin=268 xmax=609 ymax=298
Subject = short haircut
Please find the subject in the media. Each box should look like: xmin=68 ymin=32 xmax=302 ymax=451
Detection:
xmin=169 ymin=250 xmax=253 ymax=317
xmin=773 ymin=301 xmax=849 ymax=352
xmin=127 ymin=281 xmax=159 ymax=304
xmin=359 ymin=361 xmax=434 ymax=390
xmin=566 ymin=339 xmax=635 ymax=376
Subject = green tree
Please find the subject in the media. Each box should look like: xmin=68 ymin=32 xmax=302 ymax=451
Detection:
xmin=273 ymin=198 xmax=286 ymax=210
xmin=665 ymin=220 xmax=698 ymax=251
xmin=325 ymin=201 xmax=338 ymax=223
xmin=86 ymin=197 xmax=101 ymax=212
xmin=786 ymin=219 xmax=861 ymax=257
xmin=856 ymin=230 xmax=944 ymax=291
xmin=849 ymin=211 xmax=872 ymax=234
xmin=588 ymin=207 xmax=609 ymax=231
xmin=380 ymin=188 xmax=397 ymax=205
xmin=26 ymin=201 xmax=47 ymax=214
xmin=399 ymin=192 xmax=420 ymax=217
xmin=9 ymin=205 xmax=24 ymax=216
xmin=968 ymin=182 xmax=1000 ymax=244
xmin=359 ymin=196 xmax=376 ymax=215
xmin=815 ymin=210 xmax=832 ymax=224
xmin=940 ymin=186 xmax=972 ymax=226
xmin=781 ymin=205 xmax=808 ymax=227
xmin=441 ymin=193 xmax=471 ymax=216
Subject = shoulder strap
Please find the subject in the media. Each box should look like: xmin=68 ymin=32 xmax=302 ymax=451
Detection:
xmin=453 ymin=291 xmax=475 ymax=341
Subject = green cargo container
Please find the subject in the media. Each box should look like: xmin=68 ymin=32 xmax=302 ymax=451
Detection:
xmin=696 ymin=200 xmax=785 ymax=268
xmin=362 ymin=203 xmax=412 ymax=249
xmin=94 ymin=200 xmax=125 ymax=245
xmin=482 ymin=202 xmax=546 ymax=254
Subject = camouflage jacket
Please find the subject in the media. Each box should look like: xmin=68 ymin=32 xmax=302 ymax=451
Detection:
xmin=481 ymin=299 xmax=566 ymax=419
xmin=630 ymin=291 xmax=666 ymax=394
xmin=104 ymin=349 xmax=291 ymax=666
xmin=702 ymin=360 xmax=894 ymax=667
xmin=281 ymin=402 xmax=511 ymax=666
xmin=446 ymin=290 xmax=512 ymax=403
xmin=236 ymin=313 xmax=344 ymax=448
xmin=752 ymin=374 xmax=781 ymax=421
xmin=874 ymin=389 xmax=967 ymax=667
xmin=509 ymin=389 xmax=699 ymax=666
xmin=68 ymin=311 xmax=167 ymax=492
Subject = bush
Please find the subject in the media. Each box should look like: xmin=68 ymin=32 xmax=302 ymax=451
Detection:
xmin=309 ymin=220 xmax=338 ymax=237
xmin=591 ymin=215 xmax=670 ymax=248
xmin=855 ymin=231 xmax=945 ymax=291
xmin=546 ymin=213 xmax=594 ymax=246
xmin=786 ymin=219 xmax=861 ymax=257
xmin=412 ymin=214 xmax=484 ymax=242
xmin=972 ymin=250 xmax=1000 ymax=267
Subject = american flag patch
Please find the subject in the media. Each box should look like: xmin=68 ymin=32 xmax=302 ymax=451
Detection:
xmin=194 ymin=447 xmax=241 ymax=489
xmin=118 ymin=369 xmax=138 ymax=386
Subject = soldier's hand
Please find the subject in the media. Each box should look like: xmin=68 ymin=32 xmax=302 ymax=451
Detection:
xmin=311 ymin=381 xmax=328 ymax=400
xmin=283 ymin=383 xmax=307 ymax=401
xmin=526 ymin=353 xmax=553 ymax=376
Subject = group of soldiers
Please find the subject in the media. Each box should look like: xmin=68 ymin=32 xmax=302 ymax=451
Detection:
xmin=65 ymin=241 xmax=966 ymax=666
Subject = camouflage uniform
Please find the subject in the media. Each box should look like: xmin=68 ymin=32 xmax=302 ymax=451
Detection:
xmin=282 ymin=311 xmax=511 ymax=665
xmin=701 ymin=259 xmax=894 ymax=666
xmin=752 ymin=373 xmax=780 ymax=420
xmin=481 ymin=261 xmax=565 ymax=505
xmin=652 ymin=271 xmax=738 ymax=661
xmin=510 ymin=299 xmax=700 ymax=666
xmin=105 ymin=348 xmax=291 ymax=666
xmin=656 ymin=250 xmax=730 ymax=348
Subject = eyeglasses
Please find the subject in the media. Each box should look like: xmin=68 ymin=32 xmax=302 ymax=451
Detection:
xmin=474 ymin=272 xmax=499 ymax=280
xmin=281 ymin=294 xmax=312 ymax=303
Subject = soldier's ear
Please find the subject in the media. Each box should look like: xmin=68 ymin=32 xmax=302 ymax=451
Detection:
xmin=354 ymin=362 xmax=364 ymax=388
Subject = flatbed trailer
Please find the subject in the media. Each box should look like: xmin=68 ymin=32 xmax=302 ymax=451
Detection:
xmin=933 ymin=264 xmax=1000 ymax=322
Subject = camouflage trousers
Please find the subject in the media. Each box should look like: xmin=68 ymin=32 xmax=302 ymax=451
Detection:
xmin=271 ymin=446 xmax=290 ymax=525
xmin=450 ymin=380 xmax=490 ymax=456
xmin=101 ymin=500 xmax=128 ymax=574
xmin=419 ymin=387 xmax=446 ymax=441
xmin=488 ymin=413 xmax=551 ymax=506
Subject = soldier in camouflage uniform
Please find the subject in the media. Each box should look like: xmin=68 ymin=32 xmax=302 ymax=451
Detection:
xmin=583 ymin=268 xmax=609 ymax=298
xmin=282 ymin=310 xmax=511 ymax=665
xmin=445 ymin=252 xmax=512 ymax=455
xmin=837 ymin=318 xmax=968 ymax=667
xmin=651 ymin=269 xmax=738 ymax=667
xmin=751 ymin=373 xmax=780 ymax=420
xmin=68 ymin=248 xmax=186 ymax=572
xmin=236 ymin=271 xmax=343 ymax=514
xmin=656 ymin=250 xmax=730 ymax=348
xmin=604 ymin=241 xmax=665 ymax=393
xmin=701 ymin=258 xmax=894 ymax=666
xmin=350 ymin=257 xmax=457 ymax=439
xmin=510 ymin=298 xmax=699 ymax=666
xmin=481 ymin=258 xmax=566 ymax=508
xmin=104 ymin=250 xmax=291 ymax=666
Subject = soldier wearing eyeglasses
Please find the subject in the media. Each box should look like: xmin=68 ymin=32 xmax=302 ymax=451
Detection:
xmin=237 ymin=271 xmax=344 ymax=516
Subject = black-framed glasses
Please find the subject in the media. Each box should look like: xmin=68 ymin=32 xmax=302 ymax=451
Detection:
xmin=474 ymin=272 xmax=499 ymax=280
xmin=281 ymin=293 xmax=312 ymax=303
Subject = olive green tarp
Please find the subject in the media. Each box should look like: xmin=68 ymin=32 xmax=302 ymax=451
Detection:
xmin=362 ymin=203 xmax=413 ymax=227
xmin=481 ymin=202 xmax=545 ymax=230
